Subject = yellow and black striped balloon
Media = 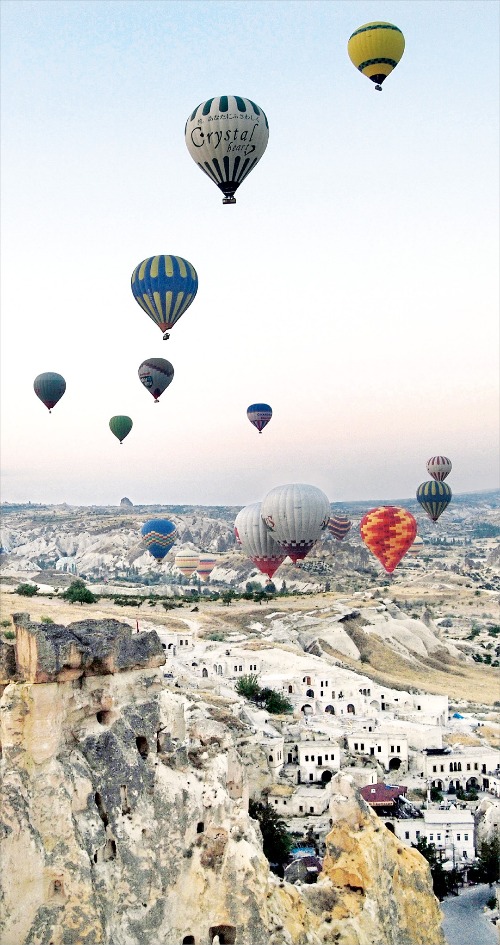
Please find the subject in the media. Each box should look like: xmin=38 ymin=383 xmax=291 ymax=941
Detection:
xmin=348 ymin=22 xmax=405 ymax=90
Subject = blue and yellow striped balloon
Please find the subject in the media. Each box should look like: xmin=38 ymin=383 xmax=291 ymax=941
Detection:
xmin=140 ymin=519 xmax=177 ymax=561
xmin=416 ymin=481 xmax=452 ymax=523
xmin=131 ymin=255 xmax=198 ymax=339
xmin=348 ymin=22 xmax=405 ymax=91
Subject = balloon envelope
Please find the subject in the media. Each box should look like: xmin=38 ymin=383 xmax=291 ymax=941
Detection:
xmin=109 ymin=416 xmax=133 ymax=444
xmin=360 ymin=506 xmax=417 ymax=573
xmin=247 ymin=404 xmax=272 ymax=433
xmin=197 ymin=554 xmax=217 ymax=582
xmin=234 ymin=502 xmax=286 ymax=579
xmin=426 ymin=456 xmax=452 ymax=482
xmin=327 ymin=515 xmax=352 ymax=541
xmin=33 ymin=372 xmax=66 ymax=412
xmin=174 ymin=551 xmax=200 ymax=578
xmin=141 ymin=519 xmax=177 ymax=560
xmin=348 ymin=22 xmax=405 ymax=90
xmin=416 ymin=481 xmax=452 ymax=522
xmin=131 ymin=255 xmax=198 ymax=338
xmin=138 ymin=358 xmax=174 ymax=402
xmin=261 ymin=483 xmax=330 ymax=563
xmin=185 ymin=96 xmax=269 ymax=204
xmin=407 ymin=535 xmax=424 ymax=557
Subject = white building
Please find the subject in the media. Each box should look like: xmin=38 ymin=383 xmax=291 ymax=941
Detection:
xmin=390 ymin=806 xmax=475 ymax=865
xmin=346 ymin=732 xmax=408 ymax=772
xmin=268 ymin=783 xmax=332 ymax=818
xmin=422 ymin=746 xmax=500 ymax=792
xmin=297 ymin=740 xmax=340 ymax=785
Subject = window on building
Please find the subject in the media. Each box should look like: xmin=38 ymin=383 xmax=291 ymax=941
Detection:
xmin=354 ymin=743 xmax=358 ymax=750
xmin=239 ymin=665 xmax=242 ymax=672
xmin=360 ymin=744 xmax=364 ymax=751
xmin=437 ymin=834 xmax=441 ymax=841
xmin=311 ymin=755 xmax=315 ymax=761
xmin=433 ymin=766 xmax=437 ymax=773
xmin=467 ymin=764 xmax=470 ymax=771
xmin=309 ymin=774 xmax=313 ymax=781
xmin=324 ymin=754 xmax=328 ymax=761
xmin=464 ymin=834 xmax=468 ymax=840
xmin=309 ymin=806 xmax=314 ymax=813
xmin=430 ymin=834 xmax=434 ymax=841
xmin=416 ymin=830 xmax=420 ymax=838
xmin=474 ymin=763 xmax=478 ymax=770
xmin=405 ymin=832 xmax=410 ymax=839
xmin=378 ymin=746 xmax=382 ymax=753
xmin=440 ymin=766 xmax=444 ymax=772
xmin=397 ymin=746 xmax=400 ymax=753
xmin=299 ymin=805 xmax=303 ymax=812
xmin=457 ymin=834 xmax=460 ymax=841
xmin=274 ymin=799 xmax=278 ymax=804
xmin=234 ymin=666 xmax=237 ymax=672
xmin=391 ymin=746 xmax=395 ymax=753
xmin=305 ymin=755 xmax=309 ymax=761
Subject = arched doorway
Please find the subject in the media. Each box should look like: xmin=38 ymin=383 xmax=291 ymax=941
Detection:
xmin=466 ymin=777 xmax=479 ymax=790
xmin=306 ymin=688 xmax=315 ymax=698
xmin=389 ymin=757 xmax=401 ymax=771
xmin=301 ymin=704 xmax=313 ymax=715
xmin=202 ymin=667 xmax=208 ymax=677
xmin=209 ymin=925 xmax=236 ymax=944
xmin=347 ymin=704 xmax=355 ymax=714
xmin=321 ymin=770 xmax=333 ymax=785
xmin=325 ymin=705 xmax=335 ymax=714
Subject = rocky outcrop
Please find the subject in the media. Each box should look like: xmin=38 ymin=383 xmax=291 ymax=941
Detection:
xmin=1 ymin=619 xmax=445 ymax=945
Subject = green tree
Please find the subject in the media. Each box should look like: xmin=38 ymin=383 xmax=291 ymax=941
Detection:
xmin=15 ymin=583 xmax=38 ymax=597
xmin=221 ymin=590 xmax=235 ymax=606
xmin=412 ymin=837 xmax=448 ymax=900
xmin=61 ymin=580 xmax=98 ymax=605
xmin=249 ymin=800 xmax=293 ymax=867
xmin=478 ymin=836 xmax=500 ymax=886
xmin=263 ymin=690 xmax=293 ymax=714
xmin=236 ymin=674 xmax=261 ymax=700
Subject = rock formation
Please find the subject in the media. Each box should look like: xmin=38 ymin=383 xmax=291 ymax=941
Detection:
xmin=1 ymin=616 xmax=445 ymax=945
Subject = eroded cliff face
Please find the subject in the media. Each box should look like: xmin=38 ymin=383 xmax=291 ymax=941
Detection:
xmin=0 ymin=618 xmax=445 ymax=945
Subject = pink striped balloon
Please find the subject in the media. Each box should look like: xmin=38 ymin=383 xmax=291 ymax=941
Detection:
xmin=426 ymin=456 xmax=452 ymax=482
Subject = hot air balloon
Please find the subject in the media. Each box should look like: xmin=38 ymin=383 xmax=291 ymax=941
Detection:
xmin=234 ymin=503 xmax=286 ymax=579
xmin=416 ymin=481 xmax=452 ymax=523
xmin=197 ymin=554 xmax=217 ymax=582
xmin=427 ymin=456 xmax=452 ymax=482
xmin=360 ymin=506 xmax=417 ymax=574
xmin=185 ymin=96 xmax=269 ymax=205
xmin=109 ymin=416 xmax=133 ymax=444
xmin=327 ymin=515 xmax=352 ymax=541
xmin=33 ymin=372 xmax=66 ymax=413
xmin=131 ymin=255 xmax=198 ymax=340
xmin=141 ymin=519 xmax=177 ymax=561
xmin=348 ymin=22 xmax=405 ymax=91
xmin=247 ymin=403 xmax=272 ymax=433
xmin=138 ymin=358 xmax=174 ymax=403
xmin=174 ymin=551 xmax=200 ymax=579
xmin=407 ymin=535 xmax=424 ymax=557
xmin=261 ymin=483 xmax=330 ymax=563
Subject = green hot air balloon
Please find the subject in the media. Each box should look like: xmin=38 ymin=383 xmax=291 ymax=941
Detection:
xmin=416 ymin=480 xmax=452 ymax=523
xmin=109 ymin=416 xmax=133 ymax=444
xmin=33 ymin=372 xmax=66 ymax=413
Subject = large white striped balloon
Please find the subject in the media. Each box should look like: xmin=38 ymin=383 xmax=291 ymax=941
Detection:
xmin=261 ymin=483 xmax=331 ymax=563
xmin=185 ymin=96 xmax=269 ymax=205
xmin=426 ymin=456 xmax=452 ymax=481
xmin=234 ymin=503 xmax=286 ymax=579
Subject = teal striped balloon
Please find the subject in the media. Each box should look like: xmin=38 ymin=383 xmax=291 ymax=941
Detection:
xmin=131 ymin=255 xmax=198 ymax=339
xmin=416 ymin=481 xmax=452 ymax=522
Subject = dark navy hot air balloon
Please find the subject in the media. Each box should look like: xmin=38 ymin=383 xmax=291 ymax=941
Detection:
xmin=33 ymin=372 xmax=66 ymax=413
xmin=416 ymin=481 xmax=452 ymax=523
xmin=131 ymin=255 xmax=198 ymax=340
xmin=141 ymin=519 xmax=177 ymax=561
xmin=247 ymin=403 xmax=272 ymax=433
xmin=138 ymin=358 xmax=174 ymax=403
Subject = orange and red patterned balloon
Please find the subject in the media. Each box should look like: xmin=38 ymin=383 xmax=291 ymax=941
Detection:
xmin=360 ymin=506 xmax=417 ymax=574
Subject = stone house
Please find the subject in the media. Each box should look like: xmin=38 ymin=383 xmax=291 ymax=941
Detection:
xmin=389 ymin=806 xmax=475 ymax=865
xmin=346 ymin=732 xmax=408 ymax=772
xmin=422 ymin=746 xmax=500 ymax=793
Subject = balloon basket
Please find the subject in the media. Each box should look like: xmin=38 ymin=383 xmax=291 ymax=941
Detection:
xmin=222 ymin=197 xmax=236 ymax=205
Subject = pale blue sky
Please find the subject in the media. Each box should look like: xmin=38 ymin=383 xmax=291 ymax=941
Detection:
xmin=1 ymin=0 xmax=498 ymax=506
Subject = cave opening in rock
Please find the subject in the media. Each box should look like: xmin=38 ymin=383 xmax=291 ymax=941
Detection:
xmin=120 ymin=785 xmax=131 ymax=815
xmin=182 ymin=937 xmax=195 ymax=944
xmin=196 ymin=821 xmax=204 ymax=834
xmin=136 ymin=735 xmax=149 ymax=759
xmin=96 ymin=710 xmax=112 ymax=725
xmin=209 ymin=925 xmax=236 ymax=944
xmin=94 ymin=792 xmax=109 ymax=827
xmin=103 ymin=838 xmax=117 ymax=861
